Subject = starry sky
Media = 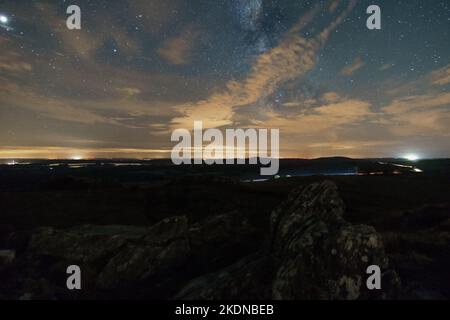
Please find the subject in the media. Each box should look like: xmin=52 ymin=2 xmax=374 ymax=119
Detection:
xmin=0 ymin=0 xmax=449 ymax=159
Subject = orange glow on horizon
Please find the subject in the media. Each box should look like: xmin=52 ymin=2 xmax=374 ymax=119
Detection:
xmin=0 ymin=146 xmax=398 ymax=160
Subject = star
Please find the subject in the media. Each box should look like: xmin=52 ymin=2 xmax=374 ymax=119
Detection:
xmin=0 ymin=14 xmax=14 ymax=31
xmin=0 ymin=15 xmax=8 ymax=24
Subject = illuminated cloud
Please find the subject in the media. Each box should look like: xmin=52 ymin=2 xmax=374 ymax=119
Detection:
xmin=382 ymin=92 xmax=450 ymax=136
xmin=171 ymin=1 xmax=356 ymax=129
xmin=0 ymin=52 xmax=32 ymax=73
xmin=0 ymin=146 xmax=171 ymax=159
xmin=322 ymin=92 xmax=342 ymax=103
xmin=117 ymin=87 xmax=141 ymax=97
xmin=429 ymin=64 xmax=450 ymax=86
xmin=0 ymin=36 xmax=32 ymax=73
xmin=341 ymin=57 xmax=365 ymax=76
xmin=308 ymin=140 xmax=399 ymax=151
xmin=383 ymin=92 xmax=450 ymax=114
xmin=260 ymin=98 xmax=374 ymax=135
xmin=328 ymin=0 xmax=341 ymax=13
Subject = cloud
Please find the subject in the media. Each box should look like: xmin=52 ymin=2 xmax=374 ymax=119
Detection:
xmin=308 ymin=140 xmax=399 ymax=150
xmin=0 ymin=82 xmax=121 ymax=126
xmin=117 ymin=87 xmax=141 ymax=97
xmin=0 ymin=69 xmax=180 ymax=129
xmin=157 ymin=26 xmax=202 ymax=65
xmin=328 ymin=0 xmax=341 ymax=13
xmin=128 ymin=0 xmax=183 ymax=35
xmin=382 ymin=92 xmax=450 ymax=136
xmin=341 ymin=57 xmax=364 ymax=76
xmin=33 ymin=3 xmax=101 ymax=59
xmin=33 ymin=2 xmax=142 ymax=60
xmin=429 ymin=64 xmax=450 ymax=86
xmin=380 ymin=63 xmax=394 ymax=71
xmin=0 ymin=13 xmax=200 ymax=131
xmin=280 ymin=139 xmax=401 ymax=158
xmin=171 ymin=1 xmax=356 ymax=129
xmin=308 ymin=140 xmax=399 ymax=151
xmin=383 ymin=92 xmax=450 ymax=114
xmin=386 ymin=64 xmax=450 ymax=97
xmin=388 ymin=109 xmax=450 ymax=137
xmin=322 ymin=92 xmax=342 ymax=103
xmin=0 ymin=51 xmax=32 ymax=73
xmin=378 ymin=64 xmax=450 ymax=139
xmin=0 ymin=146 xmax=171 ymax=159
xmin=0 ymin=35 xmax=33 ymax=74
xmin=260 ymin=98 xmax=373 ymax=135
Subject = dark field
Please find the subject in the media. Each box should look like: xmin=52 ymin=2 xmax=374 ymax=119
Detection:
xmin=0 ymin=158 xmax=449 ymax=299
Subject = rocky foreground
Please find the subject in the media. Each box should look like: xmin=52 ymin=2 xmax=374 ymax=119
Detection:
xmin=0 ymin=180 xmax=446 ymax=299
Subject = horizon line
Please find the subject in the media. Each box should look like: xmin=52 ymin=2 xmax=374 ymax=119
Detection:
xmin=1 ymin=156 xmax=449 ymax=161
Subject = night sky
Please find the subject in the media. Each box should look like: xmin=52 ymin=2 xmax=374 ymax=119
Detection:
xmin=0 ymin=0 xmax=449 ymax=159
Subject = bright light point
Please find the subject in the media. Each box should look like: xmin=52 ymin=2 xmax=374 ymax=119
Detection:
xmin=404 ymin=154 xmax=419 ymax=161
xmin=0 ymin=15 xmax=9 ymax=24
xmin=72 ymin=156 xmax=83 ymax=160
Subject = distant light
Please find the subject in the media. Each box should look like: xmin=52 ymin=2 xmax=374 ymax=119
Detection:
xmin=72 ymin=156 xmax=83 ymax=160
xmin=0 ymin=15 xmax=9 ymax=24
xmin=404 ymin=154 xmax=419 ymax=161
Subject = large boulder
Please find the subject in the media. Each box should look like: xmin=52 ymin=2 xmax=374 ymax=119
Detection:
xmin=28 ymin=216 xmax=191 ymax=297
xmin=0 ymin=249 xmax=15 ymax=271
xmin=188 ymin=211 xmax=259 ymax=273
xmin=175 ymin=180 xmax=400 ymax=300
xmin=174 ymin=254 xmax=272 ymax=300
xmin=24 ymin=211 xmax=261 ymax=298
xmin=97 ymin=216 xmax=190 ymax=290
xmin=270 ymin=180 xmax=400 ymax=299
xmin=30 ymin=225 xmax=146 ymax=264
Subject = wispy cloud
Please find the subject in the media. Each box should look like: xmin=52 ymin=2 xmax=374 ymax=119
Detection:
xmin=157 ymin=25 xmax=203 ymax=65
xmin=0 ymin=36 xmax=33 ymax=74
xmin=128 ymin=0 xmax=183 ymax=35
xmin=260 ymin=97 xmax=374 ymax=135
xmin=429 ymin=64 xmax=450 ymax=86
xmin=379 ymin=63 xmax=394 ymax=71
xmin=378 ymin=62 xmax=450 ymax=138
xmin=382 ymin=92 xmax=450 ymax=136
xmin=171 ymin=1 xmax=356 ymax=129
xmin=341 ymin=57 xmax=365 ymax=76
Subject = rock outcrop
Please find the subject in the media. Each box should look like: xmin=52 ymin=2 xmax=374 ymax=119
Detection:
xmin=175 ymin=180 xmax=400 ymax=300
xmin=188 ymin=210 xmax=260 ymax=273
xmin=270 ymin=181 xmax=399 ymax=299
xmin=4 ymin=210 xmax=259 ymax=299
xmin=28 ymin=216 xmax=191 ymax=298
xmin=96 ymin=216 xmax=190 ymax=290
xmin=174 ymin=254 xmax=272 ymax=300
xmin=1 ymin=180 xmax=401 ymax=299
xmin=0 ymin=249 xmax=15 ymax=271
